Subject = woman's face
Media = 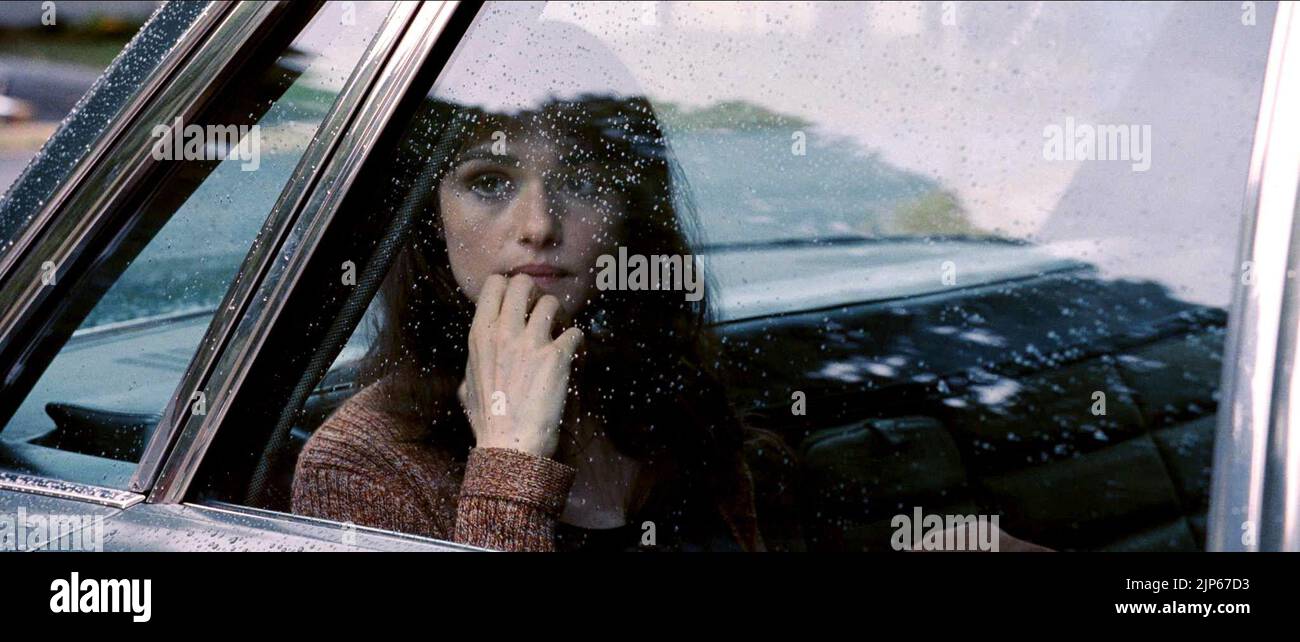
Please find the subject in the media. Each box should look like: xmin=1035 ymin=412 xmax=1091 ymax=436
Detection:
xmin=438 ymin=129 xmax=624 ymax=323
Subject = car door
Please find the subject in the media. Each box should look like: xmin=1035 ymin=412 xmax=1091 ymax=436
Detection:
xmin=8 ymin=0 xmax=1290 ymax=554
xmin=0 ymin=0 xmax=478 ymax=551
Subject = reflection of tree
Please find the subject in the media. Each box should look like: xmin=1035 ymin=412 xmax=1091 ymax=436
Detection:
xmin=82 ymin=253 xmax=243 ymax=328
xmin=660 ymin=98 xmax=991 ymax=241
xmin=890 ymin=189 xmax=987 ymax=237
xmin=656 ymin=100 xmax=811 ymax=131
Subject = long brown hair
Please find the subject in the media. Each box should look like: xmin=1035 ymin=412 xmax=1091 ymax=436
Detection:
xmin=360 ymin=94 xmax=749 ymax=521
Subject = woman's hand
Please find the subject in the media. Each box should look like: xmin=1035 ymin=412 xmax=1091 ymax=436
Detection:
xmin=458 ymin=273 xmax=583 ymax=459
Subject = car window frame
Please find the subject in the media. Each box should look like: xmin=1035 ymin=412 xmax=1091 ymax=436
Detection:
xmin=1209 ymin=0 xmax=1300 ymax=552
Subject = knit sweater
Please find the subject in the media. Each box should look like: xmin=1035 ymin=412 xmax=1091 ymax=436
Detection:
xmin=290 ymin=381 xmax=765 ymax=551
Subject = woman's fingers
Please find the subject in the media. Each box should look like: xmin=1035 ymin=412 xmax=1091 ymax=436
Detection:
xmin=472 ymin=273 xmax=509 ymax=331
xmin=540 ymin=328 xmax=583 ymax=417
xmin=457 ymin=378 xmax=473 ymax=421
xmin=525 ymin=295 xmax=561 ymax=342
xmin=553 ymin=326 xmax=584 ymax=360
xmin=499 ymin=274 xmax=541 ymax=335
xmin=462 ymin=274 xmax=580 ymax=458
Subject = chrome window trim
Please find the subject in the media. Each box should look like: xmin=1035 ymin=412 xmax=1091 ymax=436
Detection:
xmin=0 ymin=472 xmax=144 ymax=509
xmin=190 ymin=501 xmax=480 ymax=551
xmin=149 ymin=1 xmax=464 ymax=504
xmin=1209 ymin=1 xmax=1300 ymax=552
xmin=0 ymin=2 xmax=280 ymax=351
xmin=130 ymin=0 xmax=424 ymax=493
xmin=70 ymin=306 xmax=217 ymax=343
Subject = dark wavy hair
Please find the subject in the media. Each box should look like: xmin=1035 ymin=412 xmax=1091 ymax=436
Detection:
xmin=359 ymin=94 xmax=749 ymax=516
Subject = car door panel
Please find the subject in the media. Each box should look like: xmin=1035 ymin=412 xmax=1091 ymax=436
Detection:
xmin=718 ymin=252 xmax=1224 ymax=551
xmin=61 ymin=503 xmax=471 ymax=552
xmin=0 ymin=488 xmax=122 ymax=551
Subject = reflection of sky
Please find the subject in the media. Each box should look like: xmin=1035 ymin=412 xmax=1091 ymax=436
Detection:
xmin=288 ymin=2 xmax=393 ymax=93
xmin=518 ymin=1 xmax=1276 ymax=308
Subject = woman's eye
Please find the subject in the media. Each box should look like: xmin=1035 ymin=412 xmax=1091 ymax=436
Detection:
xmin=562 ymin=172 xmax=601 ymax=197
xmin=466 ymin=173 xmax=513 ymax=200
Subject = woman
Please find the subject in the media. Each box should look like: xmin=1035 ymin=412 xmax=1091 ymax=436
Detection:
xmin=290 ymin=93 xmax=767 ymax=552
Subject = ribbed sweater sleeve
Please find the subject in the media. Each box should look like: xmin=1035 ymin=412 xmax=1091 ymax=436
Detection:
xmin=455 ymin=448 xmax=576 ymax=551
xmin=292 ymin=464 xmax=449 ymax=538
xmin=291 ymin=387 xmax=576 ymax=551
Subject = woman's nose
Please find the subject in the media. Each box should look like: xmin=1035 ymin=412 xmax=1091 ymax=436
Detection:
xmin=513 ymin=180 xmax=560 ymax=248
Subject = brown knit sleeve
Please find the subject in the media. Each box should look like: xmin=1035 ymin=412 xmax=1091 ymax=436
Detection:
xmin=454 ymin=447 xmax=576 ymax=552
xmin=292 ymin=463 xmax=452 ymax=540
xmin=292 ymin=392 xmax=577 ymax=550
xmin=291 ymin=394 xmax=461 ymax=543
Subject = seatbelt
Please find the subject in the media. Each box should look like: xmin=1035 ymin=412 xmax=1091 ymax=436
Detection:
xmin=243 ymin=113 xmax=464 ymax=507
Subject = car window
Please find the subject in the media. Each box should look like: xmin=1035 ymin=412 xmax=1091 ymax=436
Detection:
xmin=211 ymin=1 xmax=1274 ymax=552
xmin=0 ymin=2 xmax=394 ymax=490
xmin=0 ymin=1 xmax=205 ymax=249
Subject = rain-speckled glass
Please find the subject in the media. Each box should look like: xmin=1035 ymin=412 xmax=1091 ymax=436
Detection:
xmin=279 ymin=1 xmax=1276 ymax=552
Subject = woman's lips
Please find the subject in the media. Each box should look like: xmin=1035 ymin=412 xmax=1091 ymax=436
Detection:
xmin=506 ymin=264 xmax=573 ymax=284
